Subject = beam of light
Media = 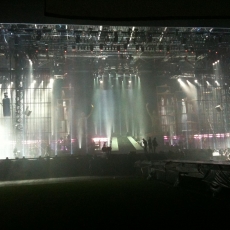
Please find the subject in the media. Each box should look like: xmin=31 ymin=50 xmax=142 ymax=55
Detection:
xmin=38 ymin=80 xmax=44 ymax=88
xmin=47 ymin=78 xmax=54 ymax=89
xmin=215 ymin=80 xmax=220 ymax=86
xmin=178 ymin=78 xmax=190 ymax=94
xmin=135 ymin=75 xmax=146 ymax=139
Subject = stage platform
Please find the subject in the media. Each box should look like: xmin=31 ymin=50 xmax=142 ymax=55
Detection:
xmin=93 ymin=136 xmax=143 ymax=155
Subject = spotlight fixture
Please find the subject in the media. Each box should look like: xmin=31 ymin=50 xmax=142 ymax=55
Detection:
xmin=64 ymin=45 xmax=67 ymax=53
xmin=215 ymin=105 xmax=223 ymax=112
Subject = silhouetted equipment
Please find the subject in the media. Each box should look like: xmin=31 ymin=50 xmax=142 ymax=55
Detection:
xmin=24 ymin=106 xmax=32 ymax=116
xmin=2 ymin=92 xmax=11 ymax=116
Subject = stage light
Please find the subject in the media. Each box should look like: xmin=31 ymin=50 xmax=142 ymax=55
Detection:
xmin=215 ymin=105 xmax=223 ymax=112
xmin=33 ymin=80 xmax=36 ymax=83
xmin=100 ymin=80 xmax=103 ymax=83
xmin=194 ymin=80 xmax=198 ymax=83
xmin=64 ymin=45 xmax=67 ymax=53
xmin=45 ymin=43 xmax=48 ymax=51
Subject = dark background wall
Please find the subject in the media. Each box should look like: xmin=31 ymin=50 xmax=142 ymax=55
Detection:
xmin=1 ymin=0 xmax=230 ymax=26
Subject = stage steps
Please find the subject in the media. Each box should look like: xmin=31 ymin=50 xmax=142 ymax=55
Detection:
xmin=127 ymin=136 xmax=143 ymax=151
xmin=111 ymin=137 xmax=119 ymax=151
xmin=116 ymin=136 xmax=140 ymax=154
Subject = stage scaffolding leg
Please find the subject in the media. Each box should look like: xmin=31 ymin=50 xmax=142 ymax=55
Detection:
xmin=14 ymin=54 xmax=24 ymax=157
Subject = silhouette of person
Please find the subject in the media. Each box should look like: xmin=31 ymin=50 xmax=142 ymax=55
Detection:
xmin=152 ymin=137 xmax=158 ymax=153
xmin=142 ymin=138 xmax=148 ymax=153
xmin=148 ymin=137 xmax=153 ymax=153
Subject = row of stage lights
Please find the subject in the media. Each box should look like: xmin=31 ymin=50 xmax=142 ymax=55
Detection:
xmin=178 ymin=78 xmax=221 ymax=87
xmin=94 ymin=73 xmax=138 ymax=77
xmin=98 ymin=80 xmax=132 ymax=84
xmin=27 ymin=43 xmax=194 ymax=54
xmin=212 ymin=60 xmax=220 ymax=65
xmin=0 ymin=78 xmax=54 ymax=89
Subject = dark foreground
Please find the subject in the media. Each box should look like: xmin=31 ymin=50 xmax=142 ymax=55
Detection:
xmin=0 ymin=176 xmax=230 ymax=228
